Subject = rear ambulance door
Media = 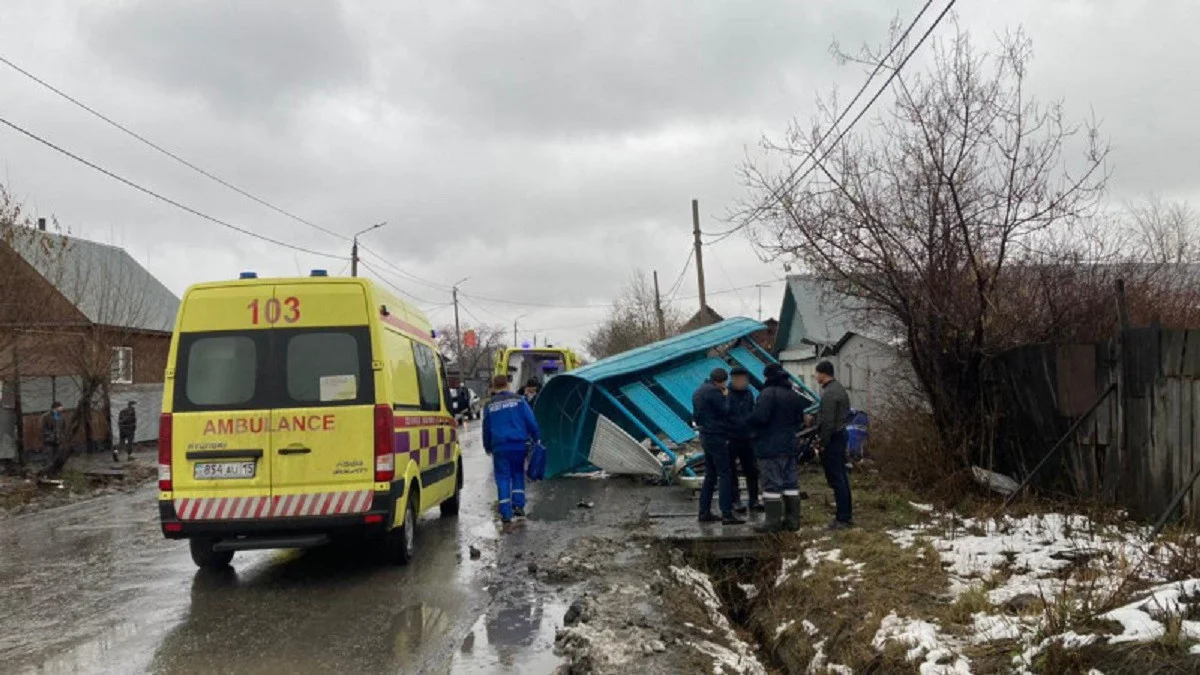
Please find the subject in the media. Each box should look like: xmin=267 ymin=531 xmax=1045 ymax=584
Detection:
xmin=269 ymin=283 xmax=377 ymax=517
xmin=170 ymin=286 xmax=275 ymax=520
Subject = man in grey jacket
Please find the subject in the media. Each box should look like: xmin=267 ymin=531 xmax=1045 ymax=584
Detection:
xmin=814 ymin=361 xmax=853 ymax=529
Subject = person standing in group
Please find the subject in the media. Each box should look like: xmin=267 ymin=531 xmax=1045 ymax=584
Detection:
xmin=726 ymin=367 xmax=762 ymax=514
xmin=692 ymin=368 xmax=744 ymax=525
xmin=522 ymin=377 xmax=541 ymax=403
xmin=116 ymin=400 xmax=137 ymax=462
xmin=42 ymin=401 xmax=67 ymax=461
xmin=482 ymin=374 xmax=540 ymax=525
xmin=814 ymin=360 xmax=853 ymax=529
xmin=747 ymin=363 xmax=806 ymax=533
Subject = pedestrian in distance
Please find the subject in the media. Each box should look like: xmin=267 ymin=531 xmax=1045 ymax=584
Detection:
xmin=814 ymin=360 xmax=853 ymax=529
xmin=482 ymin=374 xmax=540 ymax=525
xmin=748 ymin=363 xmax=807 ymax=533
xmin=41 ymin=401 xmax=67 ymax=460
xmin=692 ymin=367 xmax=745 ymax=526
xmin=116 ymin=400 xmax=137 ymax=462
xmin=726 ymin=366 xmax=762 ymax=514
xmin=522 ymin=377 xmax=541 ymax=404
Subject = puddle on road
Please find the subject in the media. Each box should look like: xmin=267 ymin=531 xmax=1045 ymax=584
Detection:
xmin=449 ymin=597 xmax=566 ymax=674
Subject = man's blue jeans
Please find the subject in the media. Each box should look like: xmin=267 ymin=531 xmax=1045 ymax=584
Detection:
xmin=698 ymin=436 xmax=733 ymax=517
xmin=822 ymin=430 xmax=853 ymax=523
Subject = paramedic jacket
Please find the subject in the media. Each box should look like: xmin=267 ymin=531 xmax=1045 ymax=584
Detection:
xmin=482 ymin=390 xmax=540 ymax=454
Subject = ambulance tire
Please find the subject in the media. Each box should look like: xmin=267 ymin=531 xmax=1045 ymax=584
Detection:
xmin=190 ymin=538 xmax=234 ymax=570
xmin=383 ymin=490 xmax=418 ymax=566
xmin=440 ymin=460 xmax=462 ymax=517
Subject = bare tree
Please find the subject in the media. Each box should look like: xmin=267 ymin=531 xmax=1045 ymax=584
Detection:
xmin=739 ymin=24 xmax=1110 ymax=458
xmin=1128 ymin=195 xmax=1199 ymax=265
xmin=585 ymin=270 xmax=684 ymax=359
xmin=436 ymin=322 xmax=506 ymax=382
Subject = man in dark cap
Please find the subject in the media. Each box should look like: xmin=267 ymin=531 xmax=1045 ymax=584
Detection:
xmin=814 ymin=360 xmax=853 ymax=529
xmin=726 ymin=366 xmax=761 ymax=513
xmin=692 ymin=367 xmax=744 ymax=525
xmin=748 ymin=363 xmax=806 ymax=532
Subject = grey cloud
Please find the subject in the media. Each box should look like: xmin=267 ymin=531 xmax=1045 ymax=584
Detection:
xmin=83 ymin=0 xmax=365 ymax=120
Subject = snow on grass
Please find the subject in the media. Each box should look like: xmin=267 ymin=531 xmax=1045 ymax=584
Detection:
xmin=738 ymin=583 xmax=759 ymax=600
xmin=671 ymin=566 xmax=765 ymax=675
xmin=802 ymin=619 xmax=820 ymax=636
xmin=807 ymin=638 xmax=854 ymax=674
xmin=774 ymin=619 xmax=795 ymax=638
xmin=872 ymin=612 xmax=971 ymax=674
xmin=1100 ymin=579 xmax=1200 ymax=643
xmin=910 ymin=502 xmax=936 ymax=513
xmin=970 ymin=613 xmax=1036 ymax=644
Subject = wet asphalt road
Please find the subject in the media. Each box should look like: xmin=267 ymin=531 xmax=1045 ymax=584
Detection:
xmin=0 ymin=425 xmax=562 ymax=675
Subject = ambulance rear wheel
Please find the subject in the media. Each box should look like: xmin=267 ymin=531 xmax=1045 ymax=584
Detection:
xmin=440 ymin=460 xmax=462 ymax=517
xmin=190 ymin=538 xmax=234 ymax=570
xmin=383 ymin=492 xmax=417 ymax=565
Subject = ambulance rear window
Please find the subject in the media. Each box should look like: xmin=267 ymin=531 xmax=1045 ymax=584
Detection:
xmin=286 ymin=331 xmax=367 ymax=404
xmin=184 ymin=335 xmax=258 ymax=407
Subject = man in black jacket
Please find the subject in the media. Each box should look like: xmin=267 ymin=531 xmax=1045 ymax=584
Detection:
xmin=814 ymin=360 xmax=853 ymax=529
xmin=692 ymin=368 xmax=744 ymax=525
xmin=748 ymin=363 xmax=806 ymax=533
xmin=726 ymin=367 xmax=761 ymax=514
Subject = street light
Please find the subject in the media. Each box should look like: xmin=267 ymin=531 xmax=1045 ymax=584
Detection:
xmin=513 ymin=313 xmax=527 ymax=346
xmin=350 ymin=221 xmax=387 ymax=277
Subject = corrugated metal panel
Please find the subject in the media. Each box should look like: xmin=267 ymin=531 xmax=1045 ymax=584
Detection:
xmin=619 ymin=382 xmax=696 ymax=444
xmin=6 ymin=229 xmax=179 ymax=332
xmin=109 ymin=384 xmax=165 ymax=443
xmin=653 ymin=357 xmax=730 ymax=412
xmin=588 ymin=414 xmax=664 ymax=477
xmin=729 ymin=346 xmax=770 ymax=382
xmin=568 ymin=318 xmax=765 ymax=383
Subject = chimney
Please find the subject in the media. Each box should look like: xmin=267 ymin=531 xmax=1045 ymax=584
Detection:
xmin=36 ymin=218 xmax=46 ymax=232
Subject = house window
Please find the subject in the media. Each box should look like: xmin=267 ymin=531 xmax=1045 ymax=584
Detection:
xmin=111 ymin=347 xmax=133 ymax=384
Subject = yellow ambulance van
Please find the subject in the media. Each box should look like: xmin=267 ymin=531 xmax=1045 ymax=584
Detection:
xmin=158 ymin=270 xmax=462 ymax=569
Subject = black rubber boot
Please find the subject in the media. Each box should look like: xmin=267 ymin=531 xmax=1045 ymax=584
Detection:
xmin=754 ymin=499 xmax=783 ymax=534
xmin=782 ymin=495 xmax=802 ymax=531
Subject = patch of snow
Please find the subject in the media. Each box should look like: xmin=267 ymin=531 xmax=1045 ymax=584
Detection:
xmin=1013 ymin=631 xmax=1101 ymax=670
xmin=1100 ymin=579 xmax=1200 ymax=643
xmin=971 ymin=613 xmax=1034 ymax=644
xmin=562 ymin=470 xmax=610 ymax=479
xmin=802 ymin=620 xmax=820 ymax=636
xmin=738 ymin=583 xmax=759 ymax=600
xmin=873 ymin=613 xmax=970 ymax=674
xmin=910 ymin=502 xmax=935 ymax=513
xmin=777 ymin=557 xmax=802 ymax=586
xmin=689 ymin=639 xmax=766 ymax=675
xmin=672 ymin=566 xmax=765 ymax=674
xmin=775 ymin=619 xmax=795 ymax=638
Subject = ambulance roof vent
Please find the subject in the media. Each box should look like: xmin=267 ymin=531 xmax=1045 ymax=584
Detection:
xmin=239 ymin=271 xmax=257 ymax=279
xmin=310 ymin=269 xmax=328 ymax=277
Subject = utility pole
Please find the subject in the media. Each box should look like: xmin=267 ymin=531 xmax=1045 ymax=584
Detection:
xmin=692 ymin=199 xmax=708 ymax=326
xmin=756 ymin=283 xmax=770 ymax=322
xmin=11 ymin=340 xmax=23 ymax=470
xmin=652 ymin=269 xmax=667 ymax=340
xmin=513 ymin=315 xmax=523 ymax=346
xmin=451 ymin=276 xmax=470 ymax=387
xmin=350 ymin=221 xmax=387 ymax=277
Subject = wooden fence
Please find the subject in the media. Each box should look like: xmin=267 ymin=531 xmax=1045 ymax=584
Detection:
xmin=985 ymin=325 xmax=1200 ymax=522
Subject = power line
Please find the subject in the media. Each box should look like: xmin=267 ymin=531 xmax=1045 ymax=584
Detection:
xmin=357 ymin=244 xmax=453 ymax=291
xmin=702 ymin=0 xmax=944 ymax=244
xmin=0 ymin=115 xmax=347 ymax=260
xmin=662 ymin=248 xmax=695 ymax=304
xmin=0 ymin=54 xmax=350 ymax=244
xmin=458 ymin=291 xmax=612 ymax=310
xmin=357 ymin=259 xmax=444 ymax=306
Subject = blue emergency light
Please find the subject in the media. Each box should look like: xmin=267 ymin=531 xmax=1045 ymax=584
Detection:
xmin=310 ymin=269 xmax=328 ymax=277
xmin=239 ymin=271 xmax=257 ymax=279
xmin=521 ymin=341 xmax=531 ymax=349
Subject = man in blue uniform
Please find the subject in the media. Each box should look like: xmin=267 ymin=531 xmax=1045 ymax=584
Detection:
xmin=482 ymin=374 xmax=540 ymax=524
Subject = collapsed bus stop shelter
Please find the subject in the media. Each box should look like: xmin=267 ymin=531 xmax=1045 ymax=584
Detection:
xmin=533 ymin=317 xmax=818 ymax=478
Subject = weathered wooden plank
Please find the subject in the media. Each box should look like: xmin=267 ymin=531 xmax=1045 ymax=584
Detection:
xmin=1184 ymin=330 xmax=1200 ymax=378
xmin=1058 ymin=344 xmax=1097 ymax=416
xmin=1192 ymin=381 xmax=1200 ymax=521
xmin=1181 ymin=381 xmax=1195 ymax=519
xmin=1164 ymin=330 xmax=1187 ymax=378
xmin=1167 ymin=378 xmax=1182 ymax=518
xmin=1151 ymin=380 xmax=1172 ymax=518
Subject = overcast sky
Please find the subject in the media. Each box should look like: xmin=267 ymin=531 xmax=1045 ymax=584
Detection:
xmin=1 ymin=0 xmax=1195 ymax=352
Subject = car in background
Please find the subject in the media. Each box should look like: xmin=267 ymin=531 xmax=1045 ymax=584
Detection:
xmin=468 ymin=389 xmax=481 ymax=419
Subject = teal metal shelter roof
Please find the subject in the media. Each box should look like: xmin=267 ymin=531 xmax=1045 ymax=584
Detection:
xmin=534 ymin=317 xmax=814 ymax=478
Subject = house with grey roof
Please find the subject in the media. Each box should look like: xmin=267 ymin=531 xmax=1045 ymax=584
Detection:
xmin=0 ymin=222 xmax=179 ymax=459
xmin=774 ymin=275 xmax=914 ymax=413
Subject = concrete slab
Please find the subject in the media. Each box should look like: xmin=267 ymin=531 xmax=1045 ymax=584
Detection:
xmin=643 ymin=487 xmax=771 ymax=560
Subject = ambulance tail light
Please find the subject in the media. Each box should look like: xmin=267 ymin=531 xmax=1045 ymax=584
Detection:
xmin=158 ymin=413 xmax=173 ymax=491
xmin=374 ymin=404 xmax=394 ymax=482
